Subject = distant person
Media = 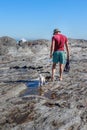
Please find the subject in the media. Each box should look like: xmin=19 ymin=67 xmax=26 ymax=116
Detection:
xmin=50 ymin=28 xmax=70 ymax=81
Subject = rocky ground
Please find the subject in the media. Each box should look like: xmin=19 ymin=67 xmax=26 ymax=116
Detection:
xmin=0 ymin=36 xmax=87 ymax=130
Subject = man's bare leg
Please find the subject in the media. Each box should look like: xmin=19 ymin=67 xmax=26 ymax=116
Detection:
xmin=51 ymin=63 xmax=56 ymax=81
xmin=59 ymin=63 xmax=64 ymax=81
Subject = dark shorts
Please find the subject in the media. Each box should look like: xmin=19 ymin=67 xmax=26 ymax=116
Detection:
xmin=52 ymin=51 xmax=66 ymax=64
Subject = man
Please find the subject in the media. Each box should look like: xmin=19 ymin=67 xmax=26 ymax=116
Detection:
xmin=50 ymin=28 xmax=70 ymax=81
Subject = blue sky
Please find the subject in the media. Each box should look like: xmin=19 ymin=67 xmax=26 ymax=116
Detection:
xmin=0 ymin=0 xmax=87 ymax=40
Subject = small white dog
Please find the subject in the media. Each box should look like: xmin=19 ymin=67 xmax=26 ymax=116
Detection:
xmin=39 ymin=74 xmax=45 ymax=86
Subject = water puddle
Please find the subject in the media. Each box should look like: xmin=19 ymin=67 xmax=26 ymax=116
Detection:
xmin=19 ymin=80 xmax=56 ymax=99
xmin=19 ymin=80 xmax=41 ymax=96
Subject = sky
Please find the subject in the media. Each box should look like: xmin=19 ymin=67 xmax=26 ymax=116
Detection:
xmin=0 ymin=0 xmax=87 ymax=40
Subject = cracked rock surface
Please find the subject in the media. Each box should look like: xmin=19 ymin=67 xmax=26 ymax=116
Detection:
xmin=0 ymin=36 xmax=87 ymax=130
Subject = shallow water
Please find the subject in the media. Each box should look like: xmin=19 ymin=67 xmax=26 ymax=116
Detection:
xmin=26 ymin=80 xmax=40 ymax=87
xmin=20 ymin=80 xmax=40 ymax=96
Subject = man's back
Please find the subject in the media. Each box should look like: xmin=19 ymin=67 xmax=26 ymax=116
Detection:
xmin=52 ymin=33 xmax=67 ymax=51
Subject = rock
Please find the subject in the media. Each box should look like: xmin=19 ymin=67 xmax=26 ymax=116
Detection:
xmin=0 ymin=36 xmax=87 ymax=129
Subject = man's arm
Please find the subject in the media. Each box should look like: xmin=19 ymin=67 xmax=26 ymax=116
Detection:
xmin=65 ymin=41 xmax=70 ymax=60
xmin=50 ymin=39 xmax=55 ymax=58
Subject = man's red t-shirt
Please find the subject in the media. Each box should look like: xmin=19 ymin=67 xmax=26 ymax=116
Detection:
xmin=52 ymin=33 xmax=68 ymax=51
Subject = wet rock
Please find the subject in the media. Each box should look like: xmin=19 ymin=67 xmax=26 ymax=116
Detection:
xmin=0 ymin=37 xmax=87 ymax=129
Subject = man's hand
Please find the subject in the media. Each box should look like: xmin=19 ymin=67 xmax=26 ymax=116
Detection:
xmin=50 ymin=53 xmax=52 ymax=58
